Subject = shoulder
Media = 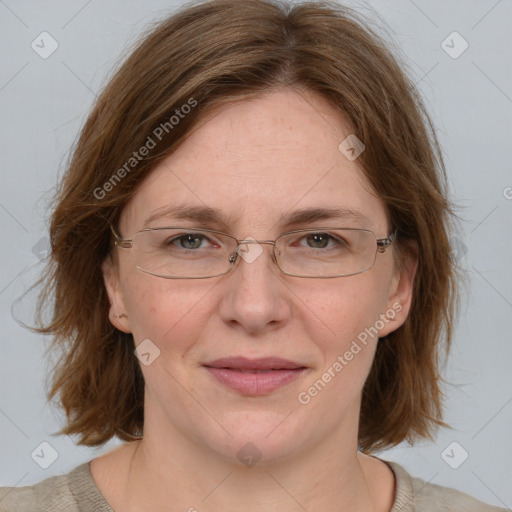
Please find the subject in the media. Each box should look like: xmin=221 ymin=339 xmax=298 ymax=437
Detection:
xmin=0 ymin=462 xmax=112 ymax=512
xmin=384 ymin=459 xmax=509 ymax=512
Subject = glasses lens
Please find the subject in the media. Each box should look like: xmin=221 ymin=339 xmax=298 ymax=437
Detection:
xmin=275 ymin=228 xmax=377 ymax=277
xmin=131 ymin=228 xmax=236 ymax=278
xmin=128 ymin=227 xmax=380 ymax=278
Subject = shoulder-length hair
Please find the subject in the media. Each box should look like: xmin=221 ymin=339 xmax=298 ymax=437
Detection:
xmin=36 ymin=0 xmax=460 ymax=452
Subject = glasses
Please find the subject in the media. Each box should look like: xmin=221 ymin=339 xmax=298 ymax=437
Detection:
xmin=111 ymin=226 xmax=396 ymax=279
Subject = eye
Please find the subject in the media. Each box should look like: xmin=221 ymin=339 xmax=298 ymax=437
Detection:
xmin=304 ymin=233 xmax=330 ymax=249
xmin=167 ymin=233 xmax=212 ymax=250
xmin=299 ymin=232 xmax=348 ymax=249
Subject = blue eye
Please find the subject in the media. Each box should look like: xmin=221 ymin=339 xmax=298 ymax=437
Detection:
xmin=167 ymin=233 xmax=210 ymax=250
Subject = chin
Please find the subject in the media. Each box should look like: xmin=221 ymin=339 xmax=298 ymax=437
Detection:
xmin=199 ymin=410 xmax=313 ymax=467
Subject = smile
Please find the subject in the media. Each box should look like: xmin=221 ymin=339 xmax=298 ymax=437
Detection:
xmin=203 ymin=357 xmax=308 ymax=395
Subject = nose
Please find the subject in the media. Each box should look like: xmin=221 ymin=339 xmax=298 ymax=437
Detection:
xmin=218 ymin=240 xmax=291 ymax=334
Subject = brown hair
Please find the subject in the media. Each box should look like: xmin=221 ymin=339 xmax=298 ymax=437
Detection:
xmin=36 ymin=0 xmax=460 ymax=451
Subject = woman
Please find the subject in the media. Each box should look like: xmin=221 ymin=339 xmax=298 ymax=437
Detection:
xmin=0 ymin=0 xmax=506 ymax=510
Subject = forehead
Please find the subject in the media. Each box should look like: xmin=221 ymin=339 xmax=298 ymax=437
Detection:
xmin=120 ymin=88 xmax=388 ymax=236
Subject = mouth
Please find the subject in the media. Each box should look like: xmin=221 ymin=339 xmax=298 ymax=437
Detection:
xmin=203 ymin=357 xmax=308 ymax=395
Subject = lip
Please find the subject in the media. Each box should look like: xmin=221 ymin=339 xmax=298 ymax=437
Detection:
xmin=203 ymin=357 xmax=308 ymax=395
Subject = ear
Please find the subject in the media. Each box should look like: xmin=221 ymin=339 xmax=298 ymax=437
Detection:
xmin=102 ymin=254 xmax=132 ymax=333
xmin=378 ymin=240 xmax=418 ymax=338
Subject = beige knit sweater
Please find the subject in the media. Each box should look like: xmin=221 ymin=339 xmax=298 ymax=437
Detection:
xmin=0 ymin=458 xmax=508 ymax=511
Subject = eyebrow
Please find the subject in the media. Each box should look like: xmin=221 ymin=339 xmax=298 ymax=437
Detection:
xmin=143 ymin=204 xmax=372 ymax=230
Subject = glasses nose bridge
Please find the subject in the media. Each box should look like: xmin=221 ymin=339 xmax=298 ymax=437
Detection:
xmin=237 ymin=239 xmax=276 ymax=246
xmin=229 ymin=239 xmax=278 ymax=267
xmin=236 ymin=239 xmax=276 ymax=255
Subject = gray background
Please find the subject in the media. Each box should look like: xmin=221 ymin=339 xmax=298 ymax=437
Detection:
xmin=0 ymin=0 xmax=511 ymax=508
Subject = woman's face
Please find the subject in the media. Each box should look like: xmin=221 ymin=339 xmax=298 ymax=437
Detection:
xmin=104 ymin=88 xmax=415 ymax=464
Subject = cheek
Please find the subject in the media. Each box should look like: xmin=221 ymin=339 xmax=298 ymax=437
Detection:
xmin=297 ymin=274 xmax=391 ymax=389
xmin=300 ymin=274 xmax=390 ymax=345
xmin=120 ymin=272 xmax=211 ymax=351
xmin=295 ymin=281 xmax=386 ymax=411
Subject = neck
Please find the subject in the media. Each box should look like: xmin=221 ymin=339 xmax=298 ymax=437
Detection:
xmin=118 ymin=421 xmax=378 ymax=512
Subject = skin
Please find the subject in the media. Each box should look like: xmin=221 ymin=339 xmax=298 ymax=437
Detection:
xmin=95 ymin=87 xmax=417 ymax=512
